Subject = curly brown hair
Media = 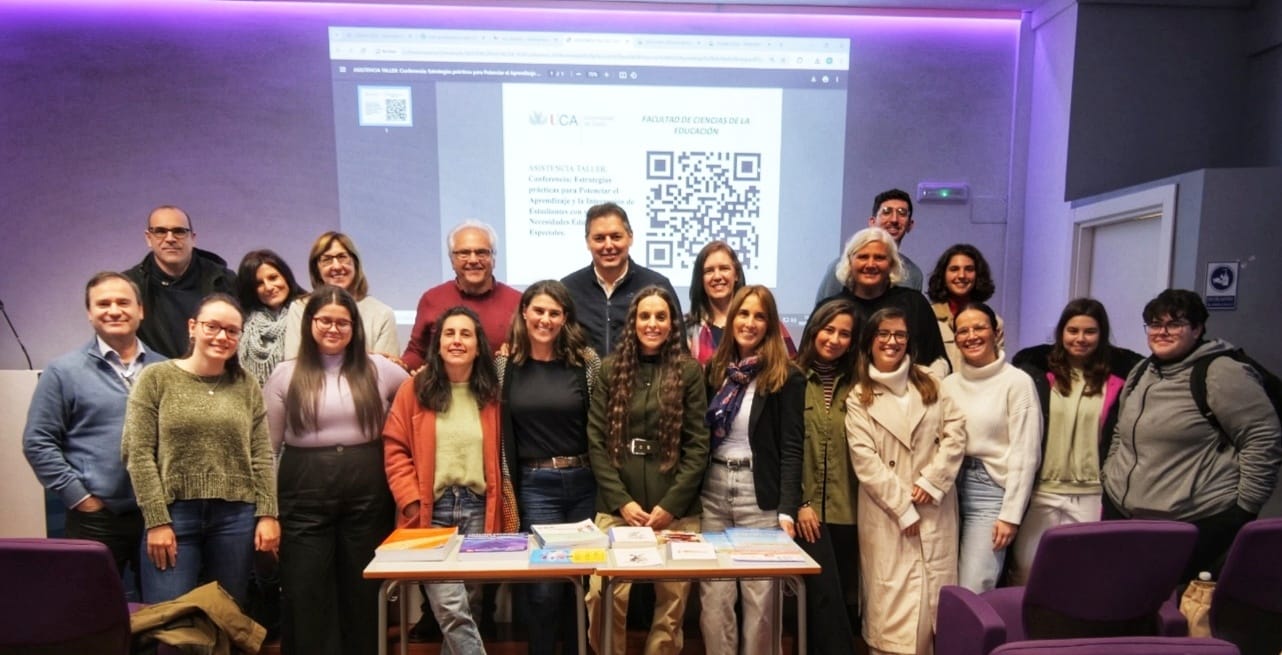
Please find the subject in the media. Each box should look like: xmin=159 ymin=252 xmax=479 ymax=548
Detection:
xmin=604 ymin=286 xmax=690 ymax=473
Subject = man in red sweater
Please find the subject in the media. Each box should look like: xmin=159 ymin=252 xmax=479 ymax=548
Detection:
xmin=401 ymin=220 xmax=520 ymax=371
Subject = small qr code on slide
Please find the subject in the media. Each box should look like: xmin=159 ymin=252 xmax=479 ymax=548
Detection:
xmin=643 ymin=151 xmax=762 ymax=273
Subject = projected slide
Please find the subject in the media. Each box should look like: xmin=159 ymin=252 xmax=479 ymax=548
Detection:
xmin=329 ymin=25 xmax=848 ymax=323
xmin=502 ymin=85 xmax=781 ymax=285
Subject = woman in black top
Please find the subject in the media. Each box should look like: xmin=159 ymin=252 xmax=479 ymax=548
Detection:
xmin=497 ymin=280 xmax=600 ymax=655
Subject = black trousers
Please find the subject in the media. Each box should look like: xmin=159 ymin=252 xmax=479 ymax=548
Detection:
xmin=1101 ymin=493 xmax=1254 ymax=580
xmin=64 ymin=504 xmax=143 ymax=584
xmin=796 ymin=522 xmax=858 ymax=655
xmin=278 ymin=442 xmax=394 ymax=655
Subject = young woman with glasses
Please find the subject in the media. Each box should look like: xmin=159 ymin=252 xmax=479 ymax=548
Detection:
xmin=264 ymin=286 xmax=408 ymax=655
xmin=847 ymin=306 xmax=966 ymax=655
xmin=123 ymin=293 xmax=279 ymax=605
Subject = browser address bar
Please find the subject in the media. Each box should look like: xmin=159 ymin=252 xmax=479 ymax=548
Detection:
xmin=331 ymin=43 xmax=847 ymax=70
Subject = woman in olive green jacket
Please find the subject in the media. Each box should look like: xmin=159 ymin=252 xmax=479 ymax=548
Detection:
xmin=585 ymin=286 xmax=710 ymax=655
xmin=794 ymin=298 xmax=860 ymax=655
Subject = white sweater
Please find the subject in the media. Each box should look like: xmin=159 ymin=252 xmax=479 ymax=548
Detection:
xmin=942 ymin=353 xmax=1042 ymax=525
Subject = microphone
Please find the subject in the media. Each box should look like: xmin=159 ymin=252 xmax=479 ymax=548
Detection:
xmin=0 ymin=299 xmax=34 ymax=370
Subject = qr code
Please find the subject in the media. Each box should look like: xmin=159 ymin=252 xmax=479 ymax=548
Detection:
xmin=357 ymin=86 xmax=412 ymax=127
xmin=643 ymin=151 xmax=762 ymax=273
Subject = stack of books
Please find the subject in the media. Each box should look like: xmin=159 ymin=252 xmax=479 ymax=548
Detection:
xmin=530 ymin=519 xmax=609 ymax=565
xmin=374 ymin=527 xmax=460 ymax=562
xmin=606 ymin=526 xmax=662 ymax=567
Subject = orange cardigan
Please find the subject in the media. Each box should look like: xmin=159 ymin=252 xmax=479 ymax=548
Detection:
xmin=382 ymin=377 xmax=504 ymax=532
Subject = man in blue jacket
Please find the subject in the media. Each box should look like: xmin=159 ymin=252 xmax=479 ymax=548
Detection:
xmin=23 ymin=272 xmax=166 ymax=579
xmin=562 ymin=202 xmax=681 ymax=357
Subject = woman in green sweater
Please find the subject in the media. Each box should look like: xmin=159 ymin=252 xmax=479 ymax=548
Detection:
xmin=123 ymin=293 xmax=279 ymax=606
xmin=585 ymin=286 xmax=709 ymax=655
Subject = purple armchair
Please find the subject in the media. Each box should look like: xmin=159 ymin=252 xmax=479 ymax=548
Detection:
xmin=936 ymin=521 xmax=1198 ymax=655
xmin=0 ymin=538 xmax=131 ymax=654
xmin=1210 ymin=517 xmax=1282 ymax=655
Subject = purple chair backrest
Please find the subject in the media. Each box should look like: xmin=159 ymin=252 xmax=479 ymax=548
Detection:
xmin=0 ymin=538 xmax=130 ymax=654
xmin=1021 ymin=520 xmax=1197 ymax=640
xmin=989 ymin=636 xmax=1240 ymax=655
xmin=1210 ymin=517 xmax=1282 ymax=655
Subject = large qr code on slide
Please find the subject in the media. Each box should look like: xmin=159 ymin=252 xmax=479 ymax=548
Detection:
xmin=643 ymin=151 xmax=762 ymax=272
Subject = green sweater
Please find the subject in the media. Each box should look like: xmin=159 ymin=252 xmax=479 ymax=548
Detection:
xmin=123 ymin=361 xmax=277 ymax=529
xmin=587 ymin=356 xmax=709 ymax=518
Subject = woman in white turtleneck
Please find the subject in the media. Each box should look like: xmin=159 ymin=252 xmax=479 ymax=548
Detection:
xmin=940 ymin=302 xmax=1041 ymax=593
xmin=846 ymin=306 xmax=966 ymax=655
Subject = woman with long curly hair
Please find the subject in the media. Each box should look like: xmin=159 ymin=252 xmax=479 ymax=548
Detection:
xmin=383 ymin=306 xmax=505 ymax=654
xmin=585 ymin=286 xmax=709 ymax=655
xmin=1008 ymin=298 xmax=1140 ymax=584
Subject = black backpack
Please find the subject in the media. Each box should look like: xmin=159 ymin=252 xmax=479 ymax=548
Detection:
xmin=1124 ymin=347 xmax=1282 ymax=452
xmin=1188 ymin=348 xmax=1282 ymax=452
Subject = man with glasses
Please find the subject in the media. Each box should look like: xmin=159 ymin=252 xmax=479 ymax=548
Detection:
xmin=23 ymin=272 xmax=166 ymax=589
xmin=401 ymin=220 xmax=520 ymax=371
xmin=814 ymin=188 xmax=924 ymax=304
xmin=1102 ymin=289 xmax=1281 ymax=578
xmin=123 ymin=205 xmax=236 ymax=357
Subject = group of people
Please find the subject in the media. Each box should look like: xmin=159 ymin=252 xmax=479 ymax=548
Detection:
xmin=21 ymin=194 xmax=1281 ymax=655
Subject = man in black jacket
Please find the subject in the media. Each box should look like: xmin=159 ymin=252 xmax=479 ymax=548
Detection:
xmin=123 ymin=205 xmax=236 ymax=358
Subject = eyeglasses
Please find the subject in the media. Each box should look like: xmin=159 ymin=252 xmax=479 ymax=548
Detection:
xmin=313 ymin=317 xmax=354 ymax=332
xmin=877 ymin=206 xmax=911 ymax=218
xmin=875 ymin=330 xmax=909 ymax=343
xmin=196 ymin=321 xmax=242 ymax=339
xmin=451 ymin=248 xmax=493 ymax=260
xmin=955 ymin=325 xmax=992 ymax=338
xmin=1144 ymin=320 xmax=1191 ymax=335
xmin=318 ymin=253 xmax=351 ymax=266
xmin=147 ymin=226 xmax=192 ymax=239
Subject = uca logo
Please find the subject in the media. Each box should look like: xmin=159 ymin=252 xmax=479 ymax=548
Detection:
xmin=529 ymin=111 xmax=580 ymax=126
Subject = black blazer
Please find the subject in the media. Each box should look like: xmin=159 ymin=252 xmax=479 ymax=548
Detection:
xmin=709 ymin=366 xmax=806 ymax=517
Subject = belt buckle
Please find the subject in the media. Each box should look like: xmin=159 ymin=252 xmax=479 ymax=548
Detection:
xmin=628 ymin=438 xmax=655 ymax=456
xmin=723 ymin=457 xmax=750 ymax=470
xmin=551 ymin=456 xmax=574 ymax=469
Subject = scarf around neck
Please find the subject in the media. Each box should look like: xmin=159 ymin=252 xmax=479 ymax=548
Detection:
xmin=705 ymin=355 xmax=762 ymax=450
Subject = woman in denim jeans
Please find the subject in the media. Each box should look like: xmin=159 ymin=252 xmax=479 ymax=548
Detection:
xmin=497 ymin=280 xmax=600 ymax=655
xmin=123 ymin=293 xmax=279 ymax=606
xmin=384 ymin=306 xmax=508 ymax=655
xmin=940 ymin=302 xmax=1041 ymax=593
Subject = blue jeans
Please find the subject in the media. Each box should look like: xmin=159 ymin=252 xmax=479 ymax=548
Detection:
xmin=427 ymin=487 xmax=488 ymax=655
xmin=958 ymin=458 xmax=1007 ymax=593
xmin=519 ymin=466 xmax=596 ymax=655
xmin=139 ymin=499 xmax=256 ymax=606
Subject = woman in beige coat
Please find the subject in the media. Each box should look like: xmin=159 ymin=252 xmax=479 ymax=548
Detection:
xmin=846 ymin=307 xmax=967 ymax=655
